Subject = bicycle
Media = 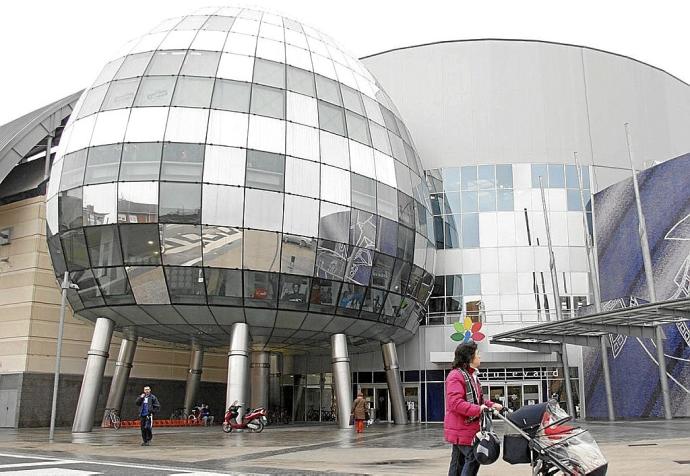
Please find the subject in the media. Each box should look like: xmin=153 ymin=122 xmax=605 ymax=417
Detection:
xmin=104 ymin=408 xmax=121 ymax=430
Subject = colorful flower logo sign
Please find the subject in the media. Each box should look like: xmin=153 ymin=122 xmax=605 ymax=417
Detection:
xmin=451 ymin=317 xmax=485 ymax=343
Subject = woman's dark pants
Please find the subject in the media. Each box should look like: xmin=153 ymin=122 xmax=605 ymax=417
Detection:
xmin=449 ymin=444 xmax=479 ymax=476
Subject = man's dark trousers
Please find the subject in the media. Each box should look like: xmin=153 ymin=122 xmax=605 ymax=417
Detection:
xmin=140 ymin=415 xmax=152 ymax=443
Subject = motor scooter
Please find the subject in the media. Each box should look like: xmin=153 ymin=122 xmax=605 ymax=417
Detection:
xmin=222 ymin=405 xmax=267 ymax=433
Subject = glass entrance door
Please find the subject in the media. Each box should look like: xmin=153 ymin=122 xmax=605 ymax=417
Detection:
xmin=506 ymin=384 xmax=524 ymax=411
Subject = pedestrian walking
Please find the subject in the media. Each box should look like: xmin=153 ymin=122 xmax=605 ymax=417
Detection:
xmin=445 ymin=342 xmax=503 ymax=475
xmin=135 ymin=385 xmax=160 ymax=446
xmin=351 ymin=392 xmax=368 ymax=433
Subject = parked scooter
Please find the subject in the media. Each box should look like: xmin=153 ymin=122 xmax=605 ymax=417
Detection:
xmin=222 ymin=404 xmax=267 ymax=433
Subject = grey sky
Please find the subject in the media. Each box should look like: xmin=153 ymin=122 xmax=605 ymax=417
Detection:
xmin=1 ymin=0 xmax=687 ymax=125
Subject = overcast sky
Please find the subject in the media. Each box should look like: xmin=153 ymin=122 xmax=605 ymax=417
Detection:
xmin=1 ymin=0 xmax=688 ymax=125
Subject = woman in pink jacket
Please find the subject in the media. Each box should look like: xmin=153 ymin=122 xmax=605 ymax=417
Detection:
xmin=444 ymin=341 xmax=503 ymax=475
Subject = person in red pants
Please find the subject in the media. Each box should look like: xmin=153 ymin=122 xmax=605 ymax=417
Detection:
xmin=351 ymin=392 xmax=368 ymax=433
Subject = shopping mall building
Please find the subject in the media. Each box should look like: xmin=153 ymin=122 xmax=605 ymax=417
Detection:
xmin=0 ymin=6 xmax=689 ymax=428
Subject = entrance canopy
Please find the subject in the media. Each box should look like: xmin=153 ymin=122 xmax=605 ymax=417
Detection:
xmin=491 ymin=297 xmax=690 ymax=352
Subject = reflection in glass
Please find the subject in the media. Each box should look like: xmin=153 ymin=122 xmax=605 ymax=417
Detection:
xmin=101 ymin=78 xmax=139 ymax=110
xmin=244 ymin=230 xmax=281 ymax=272
xmin=244 ymin=271 xmax=278 ymax=308
xmin=253 ymin=58 xmax=285 ymax=88
xmin=337 ymin=283 xmax=365 ymax=316
xmin=345 ymin=111 xmax=370 ymax=145
xmin=351 ymin=174 xmax=376 ymax=213
xmin=377 ymin=182 xmax=397 ymax=220
xmin=548 ymin=164 xmax=565 ymax=188
xmin=84 ymin=144 xmax=122 ymax=185
xmin=180 ymin=50 xmax=221 ymax=76
xmin=461 ymin=191 xmax=478 ymax=212
xmin=309 ymin=278 xmax=340 ymax=313
xmin=118 ymin=182 xmax=158 ymax=223
xmin=165 ymin=266 xmax=206 ymax=304
xmin=202 ymin=225 xmax=242 ymax=268
xmin=205 ymin=268 xmax=243 ymax=306
xmin=349 ymin=209 xmax=376 ymax=249
xmin=531 ymin=164 xmax=548 ymax=188
xmin=477 ymin=165 xmax=495 ymax=189
xmin=72 ymin=269 xmax=105 ymax=307
xmin=279 ymin=274 xmax=309 ymax=310
xmin=60 ymin=150 xmax=87 ymax=191
xmin=212 ymin=79 xmax=251 ymax=112
xmin=280 ymin=235 xmax=316 ymax=275
xmin=478 ymin=190 xmax=496 ymax=212
xmin=496 ymin=164 xmax=513 ymax=189
xmin=84 ymin=225 xmax=122 ymax=267
xmin=171 ymin=76 xmax=214 ymax=107
xmin=126 ymin=266 xmax=170 ymax=304
xmin=119 ymin=224 xmax=161 ymax=264
xmin=398 ymin=191 xmax=415 ymax=228
xmin=315 ymin=239 xmax=347 ymax=280
xmin=146 ymin=50 xmax=186 ymax=75
xmin=497 ymin=189 xmax=514 ymax=211
xmin=243 ymin=189 xmax=283 ymax=231
xmin=59 ymin=188 xmax=82 ymax=231
xmin=319 ymin=202 xmax=349 ymax=243
xmin=345 ymin=246 xmax=373 ymax=286
xmin=245 ymin=150 xmax=285 ymax=191
xmin=119 ymin=143 xmax=162 ymax=181
xmin=160 ymin=223 xmax=202 ymax=266
xmin=317 ymin=100 xmax=346 ymax=136
xmin=250 ymin=84 xmax=285 ymax=119
xmin=135 ymin=76 xmax=177 ymax=106
xmin=159 ymin=182 xmax=201 ymax=223
xmin=61 ymin=228 xmax=90 ymax=270
xmin=287 ymin=66 xmax=315 ymax=97
xmin=361 ymin=287 xmax=386 ymax=320
xmin=82 ymin=183 xmax=117 ymax=225
xmin=94 ymin=266 xmax=135 ymax=305
xmin=160 ymin=143 xmax=204 ymax=182
xmin=462 ymin=213 xmax=480 ymax=248
xmin=377 ymin=216 xmax=398 ymax=256
xmin=461 ymin=166 xmax=478 ymax=191
xmin=371 ymin=253 xmax=394 ymax=289
xmin=202 ymin=184 xmax=244 ymax=226
xmin=115 ymin=52 xmax=154 ymax=79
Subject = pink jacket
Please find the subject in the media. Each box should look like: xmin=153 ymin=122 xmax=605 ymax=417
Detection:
xmin=444 ymin=367 xmax=494 ymax=445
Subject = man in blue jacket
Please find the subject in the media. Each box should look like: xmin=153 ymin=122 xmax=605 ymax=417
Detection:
xmin=135 ymin=386 xmax=160 ymax=446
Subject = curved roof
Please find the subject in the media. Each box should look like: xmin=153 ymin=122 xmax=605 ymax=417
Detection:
xmin=0 ymin=91 xmax=82 ymax=185
xmin=361 ymin=38 xmax=689 ymax=87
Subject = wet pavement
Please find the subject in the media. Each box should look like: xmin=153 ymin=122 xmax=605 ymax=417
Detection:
xmin=0 ymin=419 xmax=689 ymax=474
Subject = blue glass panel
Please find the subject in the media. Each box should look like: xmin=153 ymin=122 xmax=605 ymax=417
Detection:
xmin=496 ymin=164 xmax=513 ymax=189
xmin=461 ymin=213 xmax=479 ymax=248
xmin=548 ymin=164 xmax=565 ymax=188
xmin=531 ymin=164 xmax=547 ymax=188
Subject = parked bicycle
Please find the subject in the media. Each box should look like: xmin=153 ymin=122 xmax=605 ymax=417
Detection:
xmin=104 ymin=408 xmax=121 ymax=430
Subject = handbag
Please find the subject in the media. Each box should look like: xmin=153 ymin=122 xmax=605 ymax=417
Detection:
xmin=349 ymin=414 xmax=355 ymax=426
xmin=473 ymin=411 xmax=500 ymax=465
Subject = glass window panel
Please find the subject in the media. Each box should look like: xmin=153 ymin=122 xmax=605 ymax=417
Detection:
xmin=205 ymin=268 xmax=243 ymax=306
xmin=82 ymin=183 xmax=117 ymax=225
xmin=565 ymin=165 xmax=579 ymax=188
xmin=397 ymin=225 xmax=415 ymax=263
xmin=462 ymin=213 xmax=480 ymax=248
xmin=84 ymin=144 xmax=122 ymax=185
xmin=285 ymin=156 xmax=319 ymax=198
xmin=60 ymin=150 xmax=87 ymax=191
xmin=369 ymin=121 xmax=391 ymax=154
xmin=442 ymin=168 xmax=461 ymax=191
xmin=243 ymin=189 xmax=283 ymax=231
xmin=315 ymin=75 xmax=342 ymax=105
xmin=119 ymin=223 xmax=161 ymax=264
xmin=319 ymin=202 xmax=350 ymax=243
xmin=126 ymin=265 xmax=170 ymax=304
xmin=478 ymin=190 xmax=496 ymax=211
xmin=497 ymin=189 xmax=514 ymax=211
xmin=211 ymin=79 xmax=250 ymax=112
xmin=341 ymin=85 xmax=364 ymax=115
xmin=203 ymin=145 xmax=246 ymax=186
xmin=160 ymin=143 xmax=204 ymax=182
xmin=253 ymin=58 xmax=285 ymax=88
xmin=444 ymin=192 xmax=460 ymax=215
xmin=77 ymin=84 xmax=108 ymax=118
xmin=349 ymin=209 xmax=377 ymax=248
xmin=287 ymin=66 xmax=315 ymax=97
xmin=115 ymin=52 xmax=154 ymax=79
xmin=430 ymin=193 xmax=443 ymax=215
xmin=315 ymin=239 xmax=348 ymax=280
xmin=380 ymin=106 xmax=399 ymax=134
xmin=461 ymin=166 xmax=478 ymax=191
xmin=281 ymin=235 xmax=317 ymax=275
xmin=581 ymin=166 xmax=590 ymax=189
xmin=463 ymin=274 xmax=481 ymax=295
xmin=284 ymin=195 xmax=319 ymax=237
xmin=398 ymin=191 xmax=415 ymax=228
xmin=202 ymin=184 xmax=244 ymax=226
xmin=461 ymin=191 xmax=478 ymax=212
xmin=119 ymin=143 xmax=162 ymax=181
xmin=477 ymin=165 xmax=495 ymax=189
xmin=433 ymin=216 xmax=444 ymax=249
xmin=548 ymin=164 xmax=565 ymax=188
xmin=351 ymin=173 xmax=377 ymax=213
xmin=446 ymin=275 xmax=463 ymax=296
xmin=361 ymin=287 xmax=386 ymax=319
xmin=72 ymin=269 xmax=105 ymax=307
xmin=345 ymin=246 xmax=373 ymax=286
xmin=84 ymin=225 xmax=122 ymax=267
xmin=179 ymin=50 xmax=221 ymax=76
xmin=94 ymin=266 xmax=134 ymax=305
xmin=118 ymin=182 xmax=158 ymax=224
xmin=202 ymin=225 xmax=243 ymax=268
xmin=159 ymin=182 xmax=201 ymax=223
xmin=146 ymin=50 xmax=186 ymax=75
xmin=204 ymin=15 xmax=235 ymax=31
xmin=320 ymin=165 xmax=350 ymax=205
xmin=160 ymin=223 xmax=202 ymax=265
xmin=165 ymin=266 xmax=206 ymax=304
xmin=61 ymin=228 xmax=90 ymax=269
xmin=377 ymin=182 xmax=398 ymax=220
xmin=317 ymin=101 xmax=345 ymax=136
xmin=371 ymin=252 xmax=395 ymax=289
xmin=496 ymin=164 xmax=513 ymax=189
xmin=244 ymin=271 xmax=278 ymax=308
xmin=532 ymin=164 xmax=548 ymax=188
xmin=345 ymin=111 xmax=371 ymax=145
xmin=567 ymin=189 xmax=583 ymax=211
xmin=337 ymin=283 xmax=365 ymax=316
xmin=444 ymin=217 xmax=459 ymax=249
xmin=93 ymin=57 xmax=125 ymax=86
xmin=279 ymin=275 xmax=310 ymax=310
xmin=250 ymin=84 xmax=285 ymax=119
xmin=171 ymin=76 xmax=214 ymax=107
xmin=376 ymin=216 xmax=398 ymax=256
xmin=134 ymin=76 xmax=176 ymax=106
xmin=309 ymin=278 xmax=341 ymax=313
xmin=244 ymin=229 xmax=281 ymax=272
xmin=245 ymin=150 xmax=285 ymax=191
xmin=101 ymin=78 xmax=139 ymax=110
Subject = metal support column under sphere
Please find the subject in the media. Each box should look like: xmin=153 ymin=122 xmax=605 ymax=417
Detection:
xmin=382 ymin=342 xmax=408 ymax=424
xmin=250 ymin=351 xmax=270 ymax=409
xmin=102 ymin=336 xmax=137 ymax=426
xmin=73 ymin=317 xmax=114 ymax=433
xmin=331 ymin=334 xmax=352 ymax=429
xmin=183 ymin=346 xmax=204 ymax=415
xmin=226 ymin=323 xmax=250 ymax=421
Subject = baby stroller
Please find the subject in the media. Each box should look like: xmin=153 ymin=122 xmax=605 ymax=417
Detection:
xmin=495 ymin=400 xmax=607 ymax=475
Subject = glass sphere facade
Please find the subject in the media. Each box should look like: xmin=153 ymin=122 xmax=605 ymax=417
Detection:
xmin=45 ymin=7 xmax=435 ymax=350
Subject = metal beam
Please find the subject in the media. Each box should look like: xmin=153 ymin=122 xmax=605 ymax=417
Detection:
xmin=574 ymin=322 xmax=657 ymax=339
xmin=524 ymin=333 xmax=603 ymax=348
xmin=490 ymin=340 xmax=563 ymax=353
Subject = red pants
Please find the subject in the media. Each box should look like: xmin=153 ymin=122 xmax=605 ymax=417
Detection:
xmin=355 ymin=419 xmax=365 ymax=433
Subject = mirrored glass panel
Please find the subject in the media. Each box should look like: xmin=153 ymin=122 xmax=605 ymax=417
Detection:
xmin=341 ymin=85 xmax=364 ymax=115
xmin=461 ymin=166 xmax=478 ymax=191
xmin=146 ymin=50 xmax=186 ymax=75
xmin=244 ymin=229 xmax=281 ymax=272
xmin=84 ymin=144 xmax=122 ymax=185
xmin=135 ymin=76 xmax=177 ymax=106
xmin=376 ymin=216 xmax=398 ymax=256
xmin=119 ymin=143 xmax=162 ymax=181
xmin=345 ymin=111 xmax=370 ymax=145
xmin=244 ymin=271 xmax=278 ymax=308
xmin=309 ymin=278 xmax=340 ymax=313
xmin=377 ymin=182 xmax=397 ymax=220
xmin=477 ymin=165 xmax=495 ymax=189
xmin=202 ymin=225 xmax=242 ymax=268
xmin=82 ymin=183 xmax=117 ymax=226
xmin=211 ymin=79 xmax=251 ymax=112
xmin=361 ymin=287 xmax=386 ymax=320
xmin=160 ymin=223 xmax=202 ymax=266
xmin=315 ymin=75 xmax=342 ymax=105
xmin=126 ymin=265 xmax=170 ymax=304
xmin=351 ymin=173 xmax=376 ymax=213
xmin=245 ymin=150 xmax=285 ymax=191
xmin=165 ymin=266 xmax=206 ymax=304
xmin=101 ymin=78 xmax=139 ymax=110
xmin=119 ymin=223 xmax=161 ymax=265
xmin=371 ymin=252 xmax=394 ymax=289
xmin=337 ymin=283 xmax=365 ymax=316
xmin=60 ymin=150 xmax=87 ymax=191
xmin=287 ymin=66 xmax=315 ymax=97
xmin=84 ymin=225 xmax=123 ymax=267
xmin=531 ymin=164 xmax=548 ymax=188
xmin=118 ymin=182 xmax=158 ymax=224
xmin=349 ymin=209 xmax=376 ymax=249
xmin=279 ymin=274 xmax=310 ymax=310
xmin=462 ymin=213 xmax=479 ymax=248
xmin=250 ymin=84 xmax=285 ymax=119
xmin=205 ymin=267 xmax=243 ymax=306
xmin=61 ymin=228 xmax=90 ymax=270
xmin=94 ymin=266 xmax=135 ymax=305
xmin=317 ymin=101 xmax=345 ymax=136
xmin=115 ymin=52 xmax=154 ymax=79
xmin=319 ymin=202 xmax=349 ymax=243
xmin=59 ymin=188 xmax=82 ymax=231
xmin=496 ymin=164 xmax=513 ymax=189
xmin=179 ymin=50 xmax=221 ymax=76
xmin=72 ymin=269 xmax=105 ymax=307
xmin=548 ymin=164 xmax=565 ymax=188
xmin=315 ymin=239 xmax=348 ymax=280
xmin=397 ymin=225 xmax=415 ymax=263
xmin=159 ymin=182 xmax=201 ymax=223
xmin=171 ymin=76 xmax=214 ymax=107
xmin=253 ymin=58 xmax=285 ymax=88
xmin=280 ymin=235 xmax=317 ymax=275
xmin=160 ymin=143 xmax=204 ymax=182
xmin=345 ymin=246 xmax=373 ymax=286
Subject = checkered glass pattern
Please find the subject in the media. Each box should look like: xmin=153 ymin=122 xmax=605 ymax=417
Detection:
xmin=45 ymin=7 xmax=435 ymax=351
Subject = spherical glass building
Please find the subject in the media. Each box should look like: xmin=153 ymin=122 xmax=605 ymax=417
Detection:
xmin=45 ymin=6 xmax=435 ymax=351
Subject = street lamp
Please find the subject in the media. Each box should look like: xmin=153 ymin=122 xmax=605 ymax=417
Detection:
xmin=49 ymin=271 xmax=79 ymax=442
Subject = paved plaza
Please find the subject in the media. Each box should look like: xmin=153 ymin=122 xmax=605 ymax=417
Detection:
xmin=0 ymin=419 xmax=688 ymax=475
